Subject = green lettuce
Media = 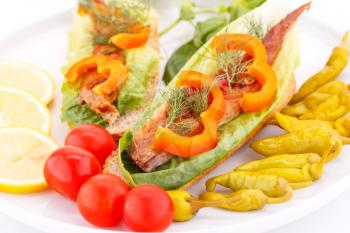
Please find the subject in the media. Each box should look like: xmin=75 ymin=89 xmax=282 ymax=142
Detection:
xmin=117 ymin=46 xmax=161 ymax=115
xmin=61 ymin=83 xmax=108 ymax=127
xmin=117 ymin=0 xmax=301 ymax=190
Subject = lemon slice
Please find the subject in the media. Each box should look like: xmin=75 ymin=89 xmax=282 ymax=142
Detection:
xmin=0 ymin=127 xmax=59 ymax=194
xmin=0 ymin=86 xmax=51 ymax=134
xmin=0 ymin=60 xmax=55 ymax=104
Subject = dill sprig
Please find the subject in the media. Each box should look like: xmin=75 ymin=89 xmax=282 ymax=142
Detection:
xmin=163 ymin=87 xmax=190 ymax=127
xmin=79 ymin=0 xmax=150 ymax=34
xmin=245 ymin=16 xmax=267 ymax=40
xmin=163 ymin=85 xmax=212 ymax=135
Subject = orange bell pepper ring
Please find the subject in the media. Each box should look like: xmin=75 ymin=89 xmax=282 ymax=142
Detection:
xmin=211 ymin=33 xmax=277 ymax=112
xmin=93 ymin=59 xmax=128 ymax=95
xmin=152 ymin=70 xmax=226 ymax=158
xmin=65 ymin=55 xmax=107 ymax=83
xmin=109 ymin=26 xmax=151 ymax=50
xmin=65 ymin=55 xmax=128 ymax=95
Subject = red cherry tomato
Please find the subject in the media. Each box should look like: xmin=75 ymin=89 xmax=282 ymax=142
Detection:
xmin=123 ymin=184 xmax=174 ymax=232
xmin=77 ymin=174 xmax=129 ymax=227
xmin=44 ymin=146 xmax=101 ymax=200
xmin=65 ymin=124 xmax=116 ymax=165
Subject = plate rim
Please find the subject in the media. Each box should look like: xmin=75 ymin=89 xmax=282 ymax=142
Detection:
xmin=0 ymin=9 xmax=348 ymax=233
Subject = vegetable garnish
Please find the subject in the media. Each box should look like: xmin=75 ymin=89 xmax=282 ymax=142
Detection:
xmin=65 ymin=55 xmax=107 ymax=83
xmin=211 ymin=33 xmax=277 ymax=112
xmin=92 ymin=59 xmax=128 ymax=95
xmin=65 ymin=55 xmax=128 ymax=95
xmin=152 ymin=70 xmax=225 ymax=158
xmin=79 ymin=0 xmax=150 ymax=36
xmin=109 ymin=26 xmax=151 ymax=49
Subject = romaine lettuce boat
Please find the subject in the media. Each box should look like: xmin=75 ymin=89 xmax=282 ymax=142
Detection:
xmin=62 ymin=0 xmax=161 ymax=138
xmin=104 ymin=0 xmax=309 ymax=190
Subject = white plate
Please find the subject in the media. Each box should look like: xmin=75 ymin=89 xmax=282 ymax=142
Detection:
xmin=0 ymin=1 xmax=350 ymax=233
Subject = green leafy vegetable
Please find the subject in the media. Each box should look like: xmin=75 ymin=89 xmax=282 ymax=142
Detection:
xmin=180 ymin=1 xmax=196 ymax=21
xmin=163 ymin=41 xmax=198 ymax=84
xmin=228 ymin=0 xmax=267 ymax=21
xmin=61 ymin=83 xmax=108 ymax=127
xmin=117 ymin=46 xmax=161 ymax=115
xmin=162 ymin=0 xmax=267 ymax=85
xmin=193 ymin=15 xmax=229 ymax=47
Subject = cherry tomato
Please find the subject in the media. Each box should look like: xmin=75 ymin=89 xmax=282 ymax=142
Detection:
xmin=44 ymin=146 xmax=101 ymax=200
xmin=77 ymin=174 xmax=129 ymax=227
xmin=123 ymin=184 xmax=174 ymax=232
xmin=65 ymin=124 xmax=116 ymax=165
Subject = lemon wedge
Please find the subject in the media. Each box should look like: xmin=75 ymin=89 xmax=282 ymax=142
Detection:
xmin=0 ymin=127 xmax=59 ymax=194
xmin=0 ymin=86 xmax=51 ymax=134
xmin=0 ymin=60 xmax=55 ymax=105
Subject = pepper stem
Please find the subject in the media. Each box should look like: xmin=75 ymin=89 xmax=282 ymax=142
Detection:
xmin=159 ymin=18 xmax=181 ymax=37
xmin=195 ymin=8 xmax=220 ymax=14
xmin=267 ymin=186 xmax=293 ymax=204
xmin=340 ymin=31 xmax=349 ymax=48
xmin=190 ymin=195 xmax=241 ymax=213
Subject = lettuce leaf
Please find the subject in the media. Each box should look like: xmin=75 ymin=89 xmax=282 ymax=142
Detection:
xmin=61 ymin=83 xmax=108 ymax=127
xmin=117 ymin=46 xmax=161 ymax=115
xmin=117 ymin=0 xmax=301 ymax=190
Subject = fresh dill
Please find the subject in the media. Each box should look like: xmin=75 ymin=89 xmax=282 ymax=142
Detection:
xmin=79 ymin=0 xmax=150 ymax=34
xmin=163 ymin=85 xmax=211 ymax=135
xmin=245 ymin=16 xmax=267 ymax=40
xmin=168 ymin=118 xmax=201 ymax=135
xmin=163 ymin=87 xmax=190 ymax=128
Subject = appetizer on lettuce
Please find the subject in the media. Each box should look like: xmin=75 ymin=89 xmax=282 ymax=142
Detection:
xmin=104 ymin=0 xmax=310 ymax=190
xmin=62 ymin=0 xmax=161 ymax=138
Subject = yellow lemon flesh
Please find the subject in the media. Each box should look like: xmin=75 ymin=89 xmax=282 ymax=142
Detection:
xmin=0 ymin=86 xmax=51 ymax=134
xmin=0 ymin=60 xmax=55 ymax=105
xmin=0 ymin=127 xmax=59 ymax=194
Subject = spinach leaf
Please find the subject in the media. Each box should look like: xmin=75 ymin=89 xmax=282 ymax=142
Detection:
xmin=164 ymin=16 xmax=228 ymax=85
xmin=163 ymin=41 xmax=198 ymax=84
xmin=193 ymin=15 xmax=228 ymax=47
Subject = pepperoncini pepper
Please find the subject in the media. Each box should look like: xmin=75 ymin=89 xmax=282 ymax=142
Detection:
xmin=283 ymin=80 xmax=349 ymax=118
xmin=211 ymin=33 xmax=277 ymax=112
xmin=152 ymin=70 xmax=226 ymax=158
xmin=298 ymin=91 xmax=350 ymax=121
xmin=255 ymin=163 xmax=324 ymax=184
xmin=199 ymin=190 xmax=268 ymax=211
xmin=290 ymin=31 xmax=349 ymax=104
xmin=205 ymin=171 xmax=290 ymax=198
xmin=334 ymin=115 xmax=350 ymax=137
xmin=235 ymin=153 xmax=321 ymax=171
xmin=167 ymin=190 xmax=194 ymax=222
xmin=167 ymin=188 xmax=292 ymax=222
xmin=166 ymin=189 xmax=240 ymax=222
xmin=274 ymin=112 xmax=350 ymax=144
xmin=250 ymin=127 xmax=343 ymax=162
xmin=199 ymin=189 xmax=292 ymax=211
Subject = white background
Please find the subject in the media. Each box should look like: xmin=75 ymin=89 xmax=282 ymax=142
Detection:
xmin=0 ymin=0 xmax=350 ymax=233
